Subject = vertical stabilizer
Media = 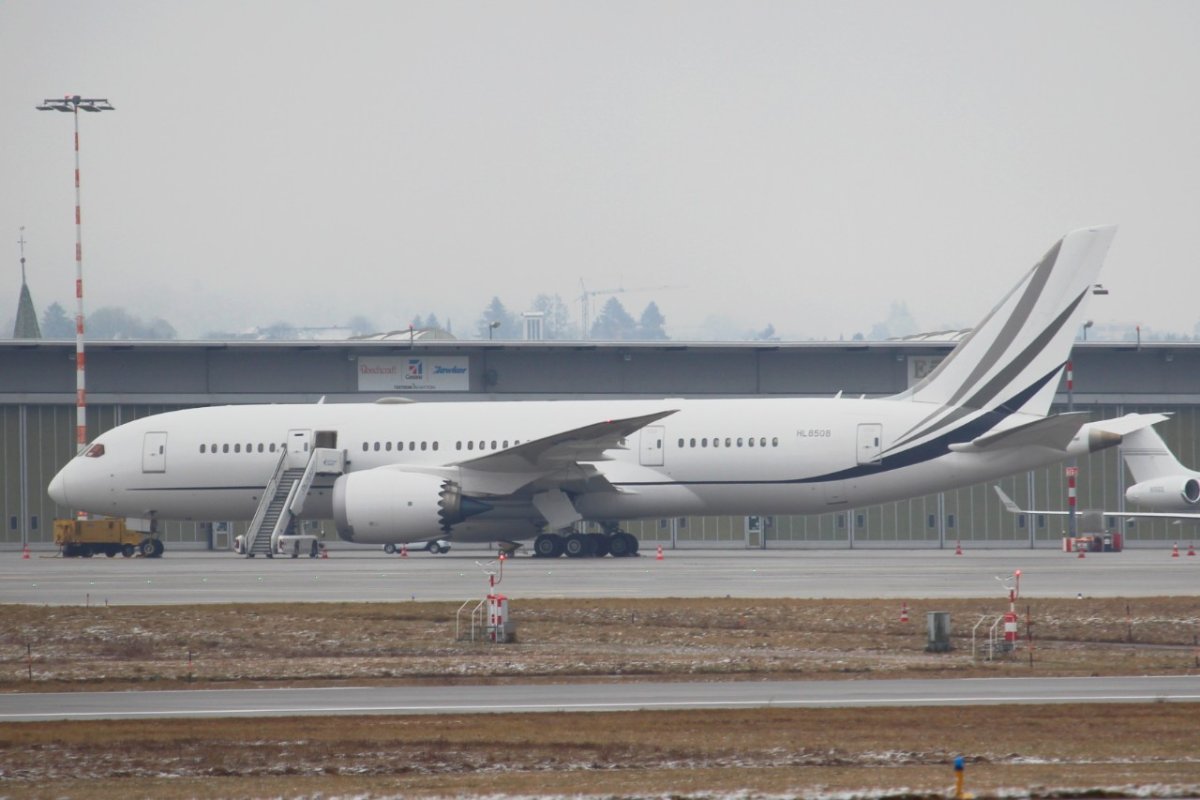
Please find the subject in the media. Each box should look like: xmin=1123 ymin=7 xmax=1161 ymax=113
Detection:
xmin=882 ymin=226 xmax=1115 ymax=458
xmin=1121 ymin=424 xmax=1193 ymax=483
xmin=903 ymin=226 xmax=1114 ymax=413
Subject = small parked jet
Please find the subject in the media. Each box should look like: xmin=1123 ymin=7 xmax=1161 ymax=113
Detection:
xmin=49 ymin=225 xmax=1164 ymax=557
xmin=994 ymin=422 xmax=1200 ymax=522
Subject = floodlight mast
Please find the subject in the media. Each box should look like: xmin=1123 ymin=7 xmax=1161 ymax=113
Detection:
xmin=36 ymin=96 xmax=115 ymax=454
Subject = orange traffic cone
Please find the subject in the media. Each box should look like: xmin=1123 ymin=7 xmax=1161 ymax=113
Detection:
xmin=1188 ymin=543 xmax=1196 ymax=557
xmin=400 ymin=544 xmax=408 ymax=558
xmin=656 ymin=544 xmax=664 ymax=561
xmin=954 ymin=541 xmax=963 ymax=556
xmin=1172 ymin=542 xmax=1180 ymax=558
xmin=1077 ymin=545 xmax=1086 ymax=559
xmin=320 ymin=543 xmax=328 ymax=559
xmin=22 ymin=543 xmax=30 ymax=560
xmin=900 ymin=601 xmax=909 ymax=623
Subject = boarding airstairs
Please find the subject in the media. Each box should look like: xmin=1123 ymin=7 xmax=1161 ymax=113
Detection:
xmin=242 ymin=446 xmax=344 ymax=557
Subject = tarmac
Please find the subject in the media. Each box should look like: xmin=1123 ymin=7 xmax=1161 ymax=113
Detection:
xmin=3 ymin=546 xmax=1198 ymax=605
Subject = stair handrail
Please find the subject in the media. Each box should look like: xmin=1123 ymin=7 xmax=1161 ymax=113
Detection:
xmin=270 ymin=477 xmax=302 ymax=554
xmin=289 ymin=447 xmax=338 ymax=518
xmin=243 ymin=446 xmax=289 ymax=557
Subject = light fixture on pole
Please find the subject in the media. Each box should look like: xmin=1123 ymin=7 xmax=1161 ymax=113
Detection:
xmin=488 ymin=320 xmax=501 ymax=340
xmin=36 ymin=95 xmax=115 ymax=454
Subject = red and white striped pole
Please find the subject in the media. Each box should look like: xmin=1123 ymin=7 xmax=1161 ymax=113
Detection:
xmin=71 ymin=100 xmax=87 ymax=454
xmin=1066 ymin=361 xmax=1077 ymax=541
xmin=37 ymin=95 xmax=114 ymax=455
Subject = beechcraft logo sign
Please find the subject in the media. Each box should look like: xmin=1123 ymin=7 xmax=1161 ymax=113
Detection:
xmin=357 ymin=356 xmax=469 ymax=392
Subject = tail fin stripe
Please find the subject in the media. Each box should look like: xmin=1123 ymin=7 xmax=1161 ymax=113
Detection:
xmin=939 ymin=242 xmax=1061 ymax=409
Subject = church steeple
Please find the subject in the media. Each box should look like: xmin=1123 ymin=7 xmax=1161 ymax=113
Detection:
xmin=13 ymin=228 xmax=42 ymax=339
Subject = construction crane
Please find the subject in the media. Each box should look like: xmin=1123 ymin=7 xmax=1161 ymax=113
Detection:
xmin=578 ymin=280 xmax=682 ymax=339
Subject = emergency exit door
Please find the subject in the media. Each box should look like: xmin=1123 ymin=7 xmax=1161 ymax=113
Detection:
xmin=142 ymin=431 xmax=167 ymax=473
xmin=639 ymin=426 xmax=665 ymax=466
xmin=857 ymin=424 xmax=883 ymax=465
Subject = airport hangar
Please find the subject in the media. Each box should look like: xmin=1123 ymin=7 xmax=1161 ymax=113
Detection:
xmin=3 ymin=337 xmax=1200 ymax=552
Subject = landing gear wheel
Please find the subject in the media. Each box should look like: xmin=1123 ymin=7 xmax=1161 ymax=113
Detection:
xmin=608 ymin=532 xmax=637 ymax=557
xmin=587 ymin=532 xmax=610 ymax=557
xmin=121 ymin=544 xmax=135 ymax=558
xmin=533 ymin=533 xmax=563 ymax=558
xmin=139 ymin=538 xmax=156 ymax=557
xmin=563 ymin=532 xmax=594 ymax=558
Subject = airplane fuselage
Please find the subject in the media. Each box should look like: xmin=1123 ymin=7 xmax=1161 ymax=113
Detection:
xmin=50 ymin=396 xmax=1094 ymax=544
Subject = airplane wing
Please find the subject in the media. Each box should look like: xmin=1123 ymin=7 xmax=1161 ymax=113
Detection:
xmin=448 ymin=409 xmax=678 ymax=496
xmin=993 ymin=486 xmax=1200 ymax=520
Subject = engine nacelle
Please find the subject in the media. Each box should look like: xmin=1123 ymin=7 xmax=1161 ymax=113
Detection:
xmin=332 ymin=469 xmax=490 ymax=544
xmin=1125 ymin=476 xmax=1200 ymax=509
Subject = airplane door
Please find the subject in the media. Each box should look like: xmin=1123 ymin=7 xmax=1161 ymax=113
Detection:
xmin=287 ymin=429 xmax=312 ymax=469
xmin=142 ymin=431 xmax=167 ymax=473
xmin=857 ymin=424 xmax=883 ymax=466
xmin=639 ymin=426 xmax=665 ymax=467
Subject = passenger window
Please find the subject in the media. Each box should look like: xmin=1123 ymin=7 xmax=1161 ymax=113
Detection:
xmin=736 ymin=438 xmax=743 ymax=447
xmin=212 ymin=443 xmax=218 ymax=453
xmin=420 ymin=442 xmax=427 ymax=451
xmin=725 ymin=438 xmax=731 ymax=447
xmin=491 ymin=440 xmax=497 ymax=450
xmin=748 ymin=438 xmax=755 ymax=447
xmin=456 ymin=441 xmax=462 ymax=450
xmin=258 ymin=444 xmax=264 ymax=453
xmin=222 ymin=444 xmax=229 ymax=453
xmin=362 ymin=443 xmax=368 ymax=452
xmin=200 ymin=444 xmax=206 ymax=453
xmin=468 ymin=441 xmax=474 ymax=450
xmin=373 ymin=442 xmax=380 ymax=451
xmin=689 ymin=438 xmax=696 ymax=447
xmin=409 ymin=441 xmax=415 ymax=451
xmin=234 ymin=444 xmax=241 ymax=453
xmin=270 ymin=443 xmax=276 ymax=453
xmin=701 ymin=438 xmax=708 ymax=447
xmin=771 ymin=437 xmax=778 ymax=447
xmin=385 ymin=442 xmax=392 ymax=451
xmin=397 ymin=442 xmax=404 ymax=451
xmin=432 ymin=442 xmax=439 ymax=451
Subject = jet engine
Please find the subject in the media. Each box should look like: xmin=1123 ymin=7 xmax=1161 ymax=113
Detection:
xmin=332 ymin=469 xmax=492 ymax=543
xmin=1125 ymin=476 xmax=1200 ymax=509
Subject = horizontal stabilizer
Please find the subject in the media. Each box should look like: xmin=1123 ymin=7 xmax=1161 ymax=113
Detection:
xmin=949 ymin=412 xmax=1090 ymax=453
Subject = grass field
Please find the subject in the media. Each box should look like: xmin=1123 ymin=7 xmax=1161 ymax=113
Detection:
xmin=2 ymin=596 xmax=1198 ymax=798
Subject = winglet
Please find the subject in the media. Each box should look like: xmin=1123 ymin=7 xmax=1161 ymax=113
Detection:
xmin=992 ymin=486 xmax=1023 ymax=514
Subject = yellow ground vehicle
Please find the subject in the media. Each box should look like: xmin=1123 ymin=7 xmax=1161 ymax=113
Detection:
xmin=53 ymin=518 xmax=163 ymax=558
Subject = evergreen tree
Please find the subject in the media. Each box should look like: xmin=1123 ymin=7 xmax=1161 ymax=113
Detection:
xmin=41 ymin=302 xmax=74 ymax=338
xmin=476 ymin=297 xmax=519 ymax=339
xmin=636 ymin=301 xmax=669 ymax=340
xmin=590 ymin=297 xmax=638 ymax=340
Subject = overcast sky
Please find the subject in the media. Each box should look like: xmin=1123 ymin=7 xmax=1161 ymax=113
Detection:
xmin=3 ymin=1 xmax=1199 ymax=340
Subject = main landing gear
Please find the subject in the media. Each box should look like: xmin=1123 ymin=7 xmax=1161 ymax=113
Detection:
xmin=532 ymin=526 xmax=640 ymax=558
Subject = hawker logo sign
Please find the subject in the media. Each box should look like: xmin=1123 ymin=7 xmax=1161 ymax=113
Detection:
xmin=358 ymin=356 xmax=469 ymax=391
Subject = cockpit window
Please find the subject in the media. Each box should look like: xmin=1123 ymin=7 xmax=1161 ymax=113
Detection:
xmin=84 ymin=443 xmax=105 ymax=458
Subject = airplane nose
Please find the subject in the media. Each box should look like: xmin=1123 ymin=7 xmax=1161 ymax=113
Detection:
xmin=48 ymin=468 xmax=69 ymax=507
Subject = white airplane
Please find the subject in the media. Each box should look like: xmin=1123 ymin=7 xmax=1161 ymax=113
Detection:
xmin=994 ymin=423 xmax=1200 ymax=522
xmin=49 ymin=225 xmax=1163 ymax=558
